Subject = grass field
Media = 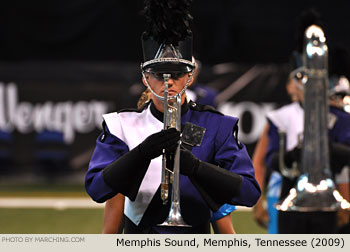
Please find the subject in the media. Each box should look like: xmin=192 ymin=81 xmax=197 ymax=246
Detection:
xmin=0 ymin=209 xmax=266 ymax=234
xmin=0 ymin=184 xmax=267 ymax=234
xmin=0 ymin=184 xmax=88 ymax=197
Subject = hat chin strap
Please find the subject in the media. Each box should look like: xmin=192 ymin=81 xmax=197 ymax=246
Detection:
xmin=142 ymin=71 xmax=194 ymax=101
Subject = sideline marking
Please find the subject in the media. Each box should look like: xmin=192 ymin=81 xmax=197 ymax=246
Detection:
xmin=0 ymin=197 xmax=252 ymax=211
xmin=0 ymin=197 xmax=105 ymax=210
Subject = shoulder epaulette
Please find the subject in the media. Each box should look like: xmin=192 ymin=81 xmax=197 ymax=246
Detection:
xmin=188 ymin=101 xmax=223 ymax=116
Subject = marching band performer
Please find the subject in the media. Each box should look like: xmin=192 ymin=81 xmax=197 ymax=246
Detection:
xmin=102 ymin=65 xmax=238 ymax=234
xmin=253 ymin=20 xmax=350 ymax=233
xmin=85 ymin=0 xmax=260 ymax=234
xmin=252 ymin=9 xmax=324 ymax=233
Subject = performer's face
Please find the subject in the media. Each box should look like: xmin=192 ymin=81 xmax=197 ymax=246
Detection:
xmin=142 ymin=72 xmax=194 ymax=112
xmin=286 ymin=78 xmax=304 ymax=103
xmin=329 ymin=94 xmax=348 ymax=109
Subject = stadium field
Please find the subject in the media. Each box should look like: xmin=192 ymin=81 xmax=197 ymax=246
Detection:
xmin=0 ymin=184 xmax=267 ymax=234
xmin=0 ymin=208 xmax=266 ymax=234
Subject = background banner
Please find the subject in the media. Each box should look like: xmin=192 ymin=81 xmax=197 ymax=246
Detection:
xmin=0 ymin=61 xmax=290 ymax=184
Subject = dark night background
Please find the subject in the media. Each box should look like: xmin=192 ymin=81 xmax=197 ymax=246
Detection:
xmin=1 ymin=0 xmax=350 ymax=65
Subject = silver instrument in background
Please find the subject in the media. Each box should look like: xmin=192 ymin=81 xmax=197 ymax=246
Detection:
xmin=159 ymin=74 xmax=190 ymax=227
xmin=277 ymin=25 xmax=350 ymax=212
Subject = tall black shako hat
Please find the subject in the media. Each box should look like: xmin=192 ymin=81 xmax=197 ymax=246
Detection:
xmin=141 ymin=0 xmax=195 ymax=74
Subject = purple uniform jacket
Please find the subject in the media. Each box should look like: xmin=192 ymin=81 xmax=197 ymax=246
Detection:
xmin=266 ymin=105 xmax=350 ymax=170
xmin=85 ymin=101 xmax=260 ymax=231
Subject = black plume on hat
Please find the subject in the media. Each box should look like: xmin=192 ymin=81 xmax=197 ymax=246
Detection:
xmin=141 ymin=0 xmax=195 ymax=73
xmin=143 ymin=0 xmax=193 ymax=45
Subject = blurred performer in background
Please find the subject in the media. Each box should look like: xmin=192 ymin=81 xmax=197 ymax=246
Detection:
xmin=186 ymin=59 xmax=219 ymax=108
xmin=252 ymin=73 xmax=299 ymax=233
xmin=253 ymin=56 xmax=350 ymax=234
xmin=86 ymin=0 xmax=260 ymax=234
xmin=253 ymin=9 xmax=350 ymax=233
xmin=328 ymin=47 xmax=350 ymax=233
xmin=252 ymin=9 xmax=322 ymax=233
xmin=270 ymin=66 xmax=350 ymax=233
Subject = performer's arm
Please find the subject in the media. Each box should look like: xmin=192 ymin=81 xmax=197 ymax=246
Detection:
xmin=85 ymin=125 xmax=129 ymax=203
xmin=252 ymin=123 xmax=270 ymax=228
xmin=212 ymin=214 xmax=236 ymax=234
xmin=85 ymin=123 xmax=180 ymax=202
xmin=211 ymin=204 xmax=236 ymax=234
xmin=180 ymin=118 xmax=261 ymax=209
xmin=102 ymin=194 xmax=125 ymax=234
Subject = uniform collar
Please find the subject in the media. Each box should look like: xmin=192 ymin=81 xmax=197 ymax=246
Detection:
xmin=150 ymin=99 xmax=189 ymax=122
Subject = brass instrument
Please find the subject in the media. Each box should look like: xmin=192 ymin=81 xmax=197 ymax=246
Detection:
xmin=160 ymin=74 xmax=179 ymax=204
xmin=159 ymin=73 xmax=190 ymax=227
xmin=141 ymin=68 xmax=194 ymax=227
xmin=277 ymin=25 xmax=350 ymax=212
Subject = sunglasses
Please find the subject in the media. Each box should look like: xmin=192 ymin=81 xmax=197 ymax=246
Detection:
xmin=147 ymin=72 xmax=188 ymax=81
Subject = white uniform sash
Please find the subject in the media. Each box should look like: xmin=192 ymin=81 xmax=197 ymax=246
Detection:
xmin=103 ymin=106 xmax=163 ymax=225
xmin=267 ymin=102 xmax=304 ymax=151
